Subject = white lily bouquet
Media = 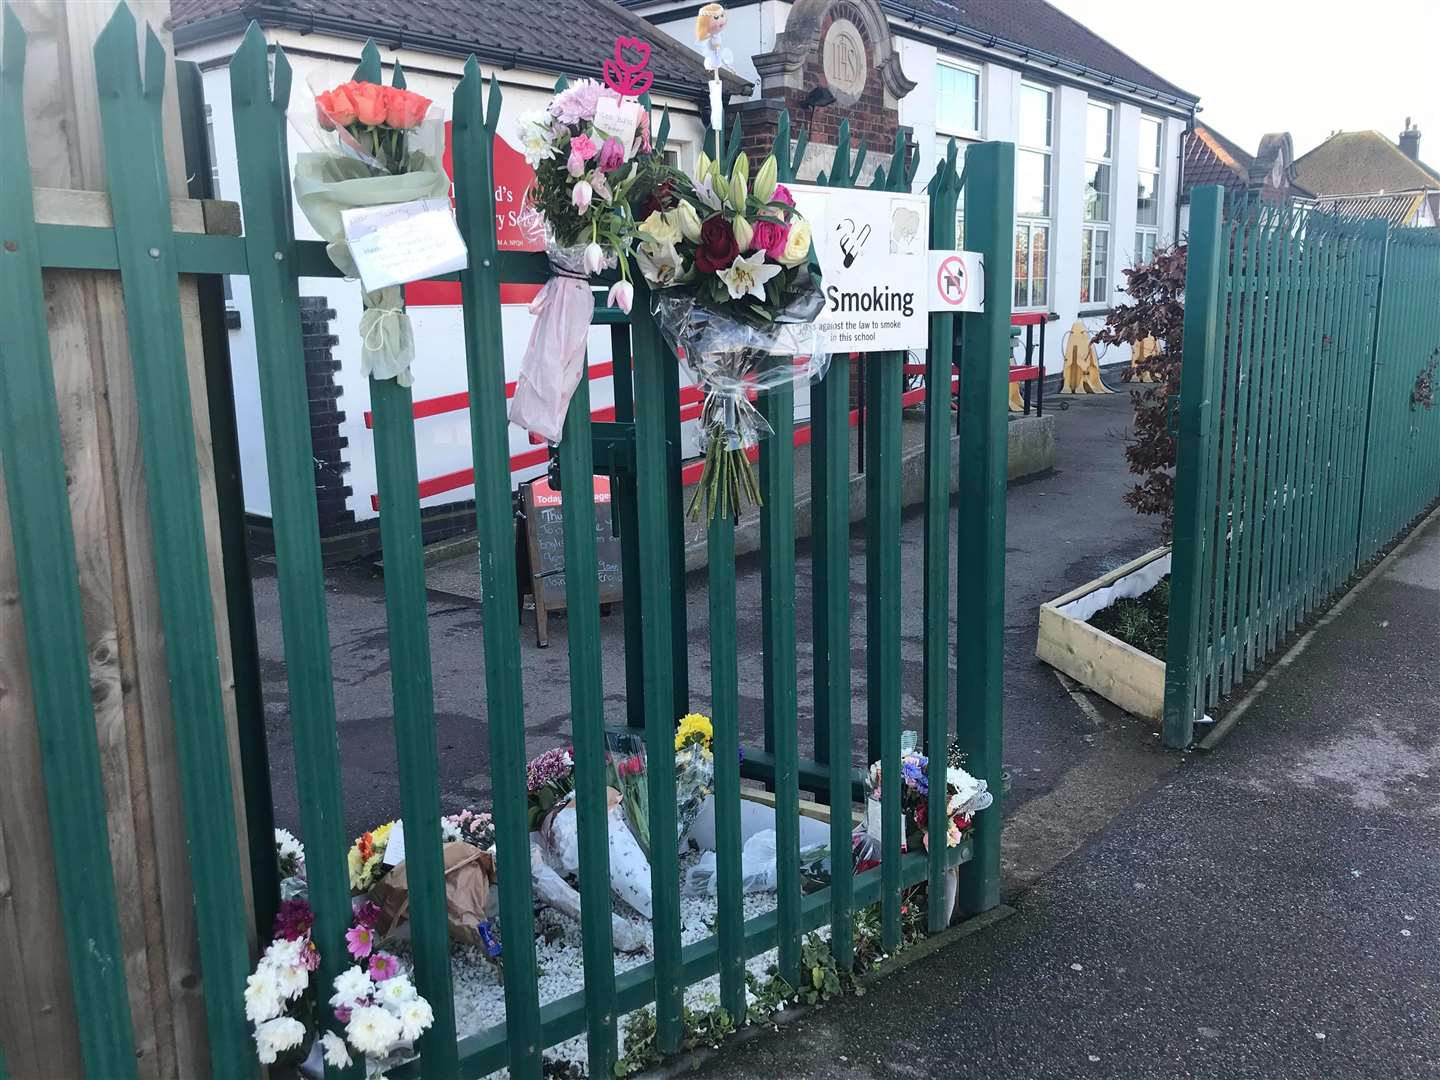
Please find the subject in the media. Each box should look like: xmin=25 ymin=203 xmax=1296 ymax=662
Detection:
xmin=638 ymin=151 xmax=827 ymax=520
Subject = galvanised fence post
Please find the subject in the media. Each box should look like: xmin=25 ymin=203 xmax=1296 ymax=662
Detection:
xmin=1162 ymin=184 xmax=1226 ymax=748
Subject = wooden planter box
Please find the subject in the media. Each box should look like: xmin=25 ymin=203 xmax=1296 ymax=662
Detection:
xmin=1036 ymin=546 xmax=1171 ymax=723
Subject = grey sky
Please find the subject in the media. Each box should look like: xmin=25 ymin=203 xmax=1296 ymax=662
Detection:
xmin=1048 ymin=0 xmax=1440 ymax=165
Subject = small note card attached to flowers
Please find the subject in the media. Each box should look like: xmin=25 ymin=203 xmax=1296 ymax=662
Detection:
xmin=341 ymin=196 xmax=468 ymax=293
xmin=592 ymin=96 xmax=642 ymax=151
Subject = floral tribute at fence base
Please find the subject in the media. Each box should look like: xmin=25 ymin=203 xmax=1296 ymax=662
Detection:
xmin=254 ymin=719 xmax=991 ymax=1076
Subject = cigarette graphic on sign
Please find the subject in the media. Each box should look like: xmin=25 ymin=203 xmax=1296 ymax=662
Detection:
xmin=836 ymin=219 xmax=871 ymax=268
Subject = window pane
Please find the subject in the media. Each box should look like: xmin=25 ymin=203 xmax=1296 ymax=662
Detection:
xmin=936 ymin=63 xmax=980 ymax=134
xmin=1093 ymin=229 xmax=1109 ymax=299
xmin=1031 ymin=226 xmax=1048 ymax=307
xmin=1084 ymin=162 xmax=1111 ymax=222
xmin=1080 ymin=229 xmax=1093 ymax=304
xmin=1136 ymin=172 xmax=1158 ymax=226
xmin=1017 ymin=149 xmax=1050 ymax=218
xmin=1086 ymin=102 xmax=1112 ymax=159
xmin=1140 ymin=117 xmax=1162 ymax=170
xmin=1014 ymin=225 xmax=1030 ymax=308
xmin=1018 ymin=84 xmax=1051 ymax=148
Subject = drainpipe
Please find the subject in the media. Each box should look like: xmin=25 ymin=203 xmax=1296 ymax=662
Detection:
xmin=1177 ymin=106 xmax=1197 ymax=241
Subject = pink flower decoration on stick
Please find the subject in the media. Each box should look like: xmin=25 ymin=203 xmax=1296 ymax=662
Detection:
xmin=602 ymin=36 xmax=654 ymax=97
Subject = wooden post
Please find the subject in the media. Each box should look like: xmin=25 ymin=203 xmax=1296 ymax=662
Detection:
xmin=0 ymin=4 xmax=251 ymax=1077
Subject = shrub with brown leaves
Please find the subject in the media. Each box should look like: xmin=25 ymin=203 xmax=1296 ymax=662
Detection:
xmin=1093 ymin=243 xmax=1188 ymax=534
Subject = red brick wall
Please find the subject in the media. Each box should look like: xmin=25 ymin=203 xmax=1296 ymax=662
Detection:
xmin=739 ymin=1 xmax=903 ymax=164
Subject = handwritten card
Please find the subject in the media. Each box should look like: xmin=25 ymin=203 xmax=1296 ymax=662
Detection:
xmin=593 ymin=96 xmax=641 ymax=149
xmin=342 ymin=197 xmax=469 ymax=293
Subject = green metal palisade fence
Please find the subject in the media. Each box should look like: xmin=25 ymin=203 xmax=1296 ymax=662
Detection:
xmin=0 ymin=4 xmax=1012 ymax=1076
xmin=1165 ymin=188 xmax=1440 ymax=747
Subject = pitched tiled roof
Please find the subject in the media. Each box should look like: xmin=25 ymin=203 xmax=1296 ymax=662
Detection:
xmin=1294 ymin=130 xmax=1440 ymax=197
xmin=1183 ymin=123 xmax=1250 ymax=197
xmin=171 ymin=0 xmax=749 ymax=99
xmin=875 ymin=0 xmax=1196 ymax=104
xmin=1182 ymin=123 xmax=1314 ymax=204
xmin=1315 ymin=192 xmax=1426 ymax=227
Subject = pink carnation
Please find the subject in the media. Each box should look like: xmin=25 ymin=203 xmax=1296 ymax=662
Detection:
xmin=549 ymin=80 xmax=604 ymax=125
xmin=771 ymin=184 xmax=795 ymax=207
xmin=570 ymin=134 xmax=597 ymax=161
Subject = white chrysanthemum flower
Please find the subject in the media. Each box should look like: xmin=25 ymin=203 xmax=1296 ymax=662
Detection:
xmin=378 ymin=976 xmax=417 ymax=1007
xmin=398 ymin=997 xmax=435 ymax=1042
xmin=272 ymin=957 xmax=310 ymax=1000
xmin=274 ymin=828 xmax=304 ymax=862
xmin=517 ymin=110 xmax=557 ymax=167
xmin=330 ymin=965 xmax=375 ymax=1009
xmin=244 ymin=968 xmax=283 ymax=1024
xmin=440 ymin=819 xmax=461 ymax=843
xmin=320 ymin=1030 xmax=353 ymax=1069
xmin=264 ymin=936 xmax=305 ymax=969
xmin=346 ymin=1004 xmax=403 ymax=1056
xmin=253 ymin=1015 xmax=305 ymax=1064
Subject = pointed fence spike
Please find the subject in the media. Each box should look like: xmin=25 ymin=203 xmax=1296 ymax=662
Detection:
xmin=655 ymin=105 xmax=671 ymax=154
xmin=93 ymin=2 xmax=141 ymax=99
xmin=2 ymin=4 xmax=29 ymax=77
xmin=485 ymin=73 xmax=503 ymax=131
xmin=872 ymin=164 xmax=887 ymax=191
xmin=851 ymin=142 xmax=867 ymax=184
xmin=792 ymin=127 xmax=809 ymax=174
xmin=391 ymin=60 xmax=407 ymax=89
xmin=830 ymin=122 xmax=850 ymax=188
xmin=554 ymin=73 xmax=569 ymax=92
xmin=143 ymin=25 xmax=166 ymax=102
xmin=271 ymin=44 xmax=291 ymax=109
xmin=355 ymin=38 xmax=381 ymax=82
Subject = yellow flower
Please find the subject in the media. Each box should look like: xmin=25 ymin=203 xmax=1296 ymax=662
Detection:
xmin=779 ymin=217 xmax=812 ymax=267
xmin=639 ymin=209 xmax=681 ymax=246
xmin=675 ymin=712 xmax=714 ymax=751
xmin=347 ymin=820 xmax=396 ymax=892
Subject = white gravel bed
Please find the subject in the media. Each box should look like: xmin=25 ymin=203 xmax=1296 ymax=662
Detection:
xmin=445 ymin=856 xmax=790 ymax=1077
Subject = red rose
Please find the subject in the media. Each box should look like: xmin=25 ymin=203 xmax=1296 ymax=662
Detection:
xmin=694 ymin=214 xmax=739 ymax=274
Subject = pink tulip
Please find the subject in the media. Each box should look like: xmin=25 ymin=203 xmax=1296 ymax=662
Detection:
xmin=572 ymin=179 xmax=593 ymax=212
xmin=583 ymin=242 xmax=605 ymax=275
xmin=607 ymin=280 xmax=634 ymax=314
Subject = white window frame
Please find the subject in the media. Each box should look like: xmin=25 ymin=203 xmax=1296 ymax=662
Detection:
xmin=1014 ymin=81 xmax=1052 ymax=311
xmin=934 ymin=58 xmax=982 ymax=141
xmin=1135 ymin=114 xmax=1163 ymax=267
xmin=1081 ymin=100 xmax=1113 ymax=307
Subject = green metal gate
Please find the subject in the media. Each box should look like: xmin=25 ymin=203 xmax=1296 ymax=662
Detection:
xmin=0 ymin=5 xmax=1013 ymax=1077
xmin=1165 ymin=186 xmax=1440 ymax=747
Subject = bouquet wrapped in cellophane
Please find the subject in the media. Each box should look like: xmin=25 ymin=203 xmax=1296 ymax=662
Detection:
xmin=638 ymin=151 xmax=827 ymax=521
xmin=510 ymin=68 xmax=656 ymax=442
xmin=292 ymin=78 xmax=454 ymax=386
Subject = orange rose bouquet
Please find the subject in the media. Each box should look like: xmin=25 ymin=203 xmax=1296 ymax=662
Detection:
xmin=313 ymin=80 xmax=437 ymax=176
xmin=293 ymin=77 xmax=459 ymax=385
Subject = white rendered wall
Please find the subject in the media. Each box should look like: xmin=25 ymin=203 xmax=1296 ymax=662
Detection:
xmin=192 ymin=35 xmax=709 ymax=522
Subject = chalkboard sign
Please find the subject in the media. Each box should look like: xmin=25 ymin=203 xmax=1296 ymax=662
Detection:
xmin=520 ymin=476 xmax=624 ymax=647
